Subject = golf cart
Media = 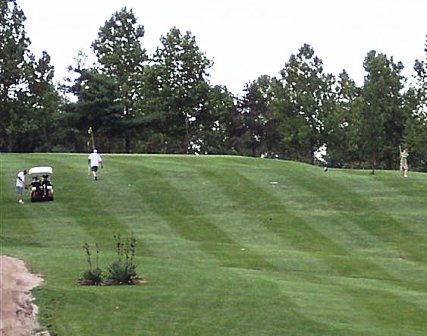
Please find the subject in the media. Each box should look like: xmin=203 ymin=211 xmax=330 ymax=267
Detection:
xmin=28 ymin=166 xmax=54 ymax=202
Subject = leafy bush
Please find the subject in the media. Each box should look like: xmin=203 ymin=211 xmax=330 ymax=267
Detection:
xmin=106 ymin=233 xmax=139 ymax=285
xmin=80 ymin=243 xmax=103 ymax=285
xmin=80 ymin=234 xmax=140 ymax=286
xmin=81 ymin=267 xmax=103 ymax=285
xmin=106 ymin=260 xmax=137 ymax=285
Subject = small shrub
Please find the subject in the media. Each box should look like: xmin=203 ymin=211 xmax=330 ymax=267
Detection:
xmin=106 ymin=233 xmax=139 ymax=285
xmin=81 ymin=267 xmax=103 ymax=285
xmin=106 ymin=260 xmax=137 ymax=285
xmin=80 ymin=242 xmax=103 ymax=285
xmin=80 ymin=234 xmax=142 ymax=286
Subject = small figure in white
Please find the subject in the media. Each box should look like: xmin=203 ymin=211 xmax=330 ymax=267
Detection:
xmin=399 ymin=145 xmax=409 ymax=178
xmin=16 ymin=169 xmax=27 ymax=204
xmin=88 ymin=149 xmax=103 ymax=181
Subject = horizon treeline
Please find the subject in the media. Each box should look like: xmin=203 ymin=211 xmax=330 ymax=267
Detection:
xmin=2 ymin=0 xmax=427 ymax=172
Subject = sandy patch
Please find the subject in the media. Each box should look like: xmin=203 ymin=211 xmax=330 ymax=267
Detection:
xmin=0 ymin=255 xmax=49 ymax=336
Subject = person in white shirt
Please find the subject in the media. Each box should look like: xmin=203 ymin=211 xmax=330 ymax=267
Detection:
xmin=88 ymin=149 xmax=103 ymax=181
xmin=16 ymin=169 xmax=27 ymax=204
xmin=399 ymin=146 xmax=409 ymax=178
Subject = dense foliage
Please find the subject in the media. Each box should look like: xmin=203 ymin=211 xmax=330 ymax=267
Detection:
xmin=2 ymin=0 xmax=427 ymax=170
xmin=0 ymin=0 xmax=59 ymax=152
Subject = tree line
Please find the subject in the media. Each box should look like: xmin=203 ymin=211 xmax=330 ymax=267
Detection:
xmin=2 ymin=0 xmax=427 ymax=172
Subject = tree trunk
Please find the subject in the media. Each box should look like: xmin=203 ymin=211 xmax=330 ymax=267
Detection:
xmin=125 ymin=136 xmax=131 ymax=153
xmin=370 ymin=151 xmax=376 ymax=175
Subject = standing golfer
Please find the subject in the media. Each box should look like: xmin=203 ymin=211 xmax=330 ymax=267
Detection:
xmin=88 ymin=149 xmax=103 ymax=181
xmin=16 ymin=169 xmax=27 ymax=204
xmin=399 ymin=146 xmax=409 ymax=177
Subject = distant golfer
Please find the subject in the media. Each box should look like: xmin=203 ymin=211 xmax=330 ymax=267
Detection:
xmin=16 ymin=169 xmax=27 ymax=204
xmin=88 ymin=149 xmax=103 ymax=181
xmin=399 ymin=146 xmax=409 ymax=177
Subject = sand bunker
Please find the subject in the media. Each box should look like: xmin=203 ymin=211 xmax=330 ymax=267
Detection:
xmin=0 ymin=255 xmax=49 ymax=336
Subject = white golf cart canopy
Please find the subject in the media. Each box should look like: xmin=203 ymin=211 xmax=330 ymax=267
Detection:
xmin=28 ymin=166 xmax=53 ymax=176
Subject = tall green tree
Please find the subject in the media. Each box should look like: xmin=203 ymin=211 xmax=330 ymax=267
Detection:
xmin=238 ymin=75 xmax=277 ymax=157
xmin=24 ymin=51 xmax=61 ymax=151
xmin=359 ymin=50 xmax=406 ymax=173
xmin=68 ymin=68 xmax=124 ymax=152
xmin=197 ymin=84 xmax=238 ymax=154
xmin=325 ymin=70 xmax=362 ymax=166
xmin=92 ymin=7 xmax=147 ymax=152
xmin=402 ymin=87 xmax=427 ymax=170
xmin=141 ymin=27 xmax=213 ymax=153
xmin=0 ymin=0 xmax=32 ymax=151
xmin=133 ymin=64 xmax=169 ymax=153
xmin=0 ymin=0 xmax=60 ymax=152
xmin=276 ymin=44 xmax=335 ymax=163
xmin=403 ymin=37 xmax=427 ymax=170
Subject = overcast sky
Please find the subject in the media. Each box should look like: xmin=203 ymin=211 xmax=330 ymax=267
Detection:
xmin=17 ymin=0 xmax=427 ymax=95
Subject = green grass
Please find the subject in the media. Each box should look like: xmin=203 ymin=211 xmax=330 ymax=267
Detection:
xmin=2 ymin=153 xmax=427 ymax=335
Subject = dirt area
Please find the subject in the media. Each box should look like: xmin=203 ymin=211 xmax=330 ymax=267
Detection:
xmin=0 ymin=255 xmax=50 ymax=336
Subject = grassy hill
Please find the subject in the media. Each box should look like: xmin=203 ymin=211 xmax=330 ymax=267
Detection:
xmin=2 ymin=153 xmax=427 ymax=335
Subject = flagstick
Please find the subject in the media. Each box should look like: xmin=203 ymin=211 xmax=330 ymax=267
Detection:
xmin=87 ymin=127 xmax=96 ymax=177
xmin=88 ymin=126 xmax=96 ymax=150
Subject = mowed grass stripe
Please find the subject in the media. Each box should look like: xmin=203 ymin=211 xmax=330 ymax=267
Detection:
xmin=130 ymin=261 xmax=350 ymax=336
xmin=1 ymin=155 xmax=41 ymax=249
xmin=272 ymin=165 xmax=425 ymax=270
xmin=116 ymin=158 xmax=277 ymax=271
xmin=277 ymin=270 xmax=427 ymax=336
xmin=3 ymin=154 xmax=427 ymax=335
xmin=208 ymin=165 xmax=403 ymax=282
xmin=198 ymin=162 xmax=351 ymax=258
xmin=266 ymin=165 xmax=427 ymax=289
xmin=9 ymin=155 xmax=90 ymax=249
xmin=154 ymin=161 xmax=320 ymax=276
xmin=108 ymin=156 xmax=215 ymax=263
xmin=159 ymin=166 xmax=290 ymax=247
xmin=237 ymin=163 xmax=391 ymax=256
xmin=235 ymin=164 xmax=404 ymax=281
xmin=270 ymin=276 xmax=377 ymax=335
xmin=278 ymin=165 xmax=427 ymax=262
xmin=331 ymin=275 xmax=427 ymax=317
xmin=158 ymin=159 xmax=357 ymax=279
xmin=264 ymin=165 xmax=426 ymax=326
xmin=344 ymin=285 xmax=427 ymax=335
xmin=199 ymin=164 xmax=348 ymax=255
xmin=276 ymin=167 xmax=427 ymax=300
xmin=102 ymin=156 xmax=212 ymax=260
xmin=338 ymin=170 xmax=427 ymax=249
xmin=330 ymin=171 xmax=427 ymax=289
xmin=35 ymin=154 xmax=133 ymax=250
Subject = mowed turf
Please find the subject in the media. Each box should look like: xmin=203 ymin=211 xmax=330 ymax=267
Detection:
xmin=2 ymin=153 xmax=427 ymax=335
